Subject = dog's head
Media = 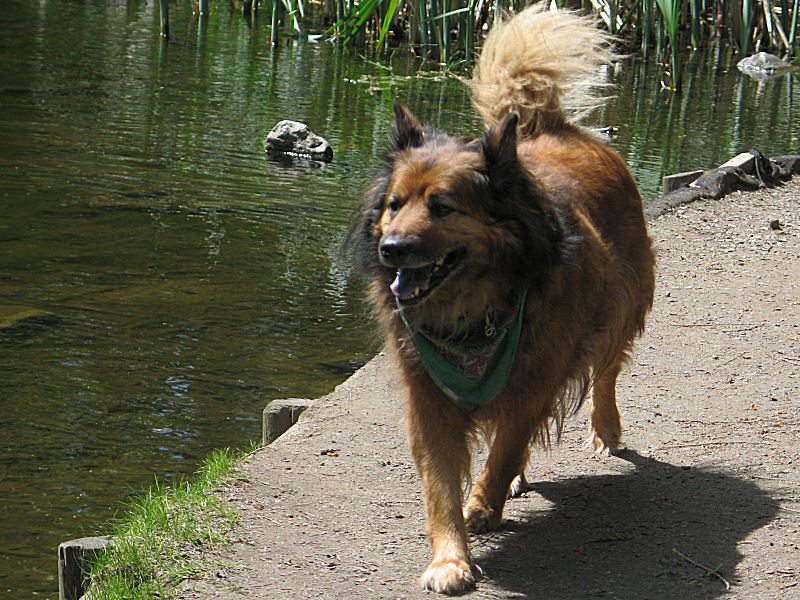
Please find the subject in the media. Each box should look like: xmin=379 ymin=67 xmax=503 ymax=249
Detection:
xmin=349 ymin=102 xmax=565 ymax=319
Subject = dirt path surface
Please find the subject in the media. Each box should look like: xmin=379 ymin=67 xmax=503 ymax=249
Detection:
xmin=180 ymin=178 xmax=800 ymax=600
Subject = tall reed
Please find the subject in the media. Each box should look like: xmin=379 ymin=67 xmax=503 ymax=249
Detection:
xmin=655 ymin=0 xmax=683 ymax=89
xmin=158 ymin=0 xmax=169 ymax=37
xmin=267 ymin=0 xmax=305 ymax=44
xmin=309 ymin=0 xmax=800 ymax=82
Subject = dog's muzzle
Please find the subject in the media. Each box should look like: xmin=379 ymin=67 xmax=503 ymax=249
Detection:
xmin=378 ymin=237 xmax=466 ymax=305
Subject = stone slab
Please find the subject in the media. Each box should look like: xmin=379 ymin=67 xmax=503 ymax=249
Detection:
xmin=719 ymin=152 xmax=756 ymax=173
xmin=662 ymin=169 xmax=704 ymax=194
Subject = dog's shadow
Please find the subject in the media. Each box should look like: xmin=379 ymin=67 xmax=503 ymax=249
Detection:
xmin=474 ymin=449 xmax=777 ymax=599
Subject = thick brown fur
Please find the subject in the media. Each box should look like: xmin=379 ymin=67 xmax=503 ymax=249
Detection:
xmin=347 ymin=4 xmax=655 ymax=595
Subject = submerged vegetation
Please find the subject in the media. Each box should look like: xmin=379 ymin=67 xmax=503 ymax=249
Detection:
xmin=86 ymin=446 xmax=253 ymax=600
xmin=244 ymin=0 xmax=800 ymax=90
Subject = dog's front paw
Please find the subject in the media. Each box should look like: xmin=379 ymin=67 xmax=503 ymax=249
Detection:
xmin=421 ymin=559 xmax=476 ymax=595
xmin=463 ymin=503 xmax=501 ymax=533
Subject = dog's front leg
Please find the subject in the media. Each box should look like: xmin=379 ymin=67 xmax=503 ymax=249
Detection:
xmin=405 ymin=385 xmax=475 ymax=594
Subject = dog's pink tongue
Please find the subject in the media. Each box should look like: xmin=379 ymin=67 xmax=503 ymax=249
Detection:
xmin=390 ymin=267 xmax=431 ymax=299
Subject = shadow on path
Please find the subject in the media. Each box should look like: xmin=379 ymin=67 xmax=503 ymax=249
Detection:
xmin=475 ymin=450 xmax=777 ymax=599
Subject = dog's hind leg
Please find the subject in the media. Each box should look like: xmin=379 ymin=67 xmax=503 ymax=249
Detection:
xmin=508 ymin=471 xmax=530 ymax=498
xmin=587 ymin=352 xmax=626 ymax=455
xmin=463 ymin=413 xmax=535 ymax=533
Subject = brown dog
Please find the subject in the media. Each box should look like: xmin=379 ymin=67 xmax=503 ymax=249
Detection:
xmin=348 ymin=5 xmax=655 ymax=594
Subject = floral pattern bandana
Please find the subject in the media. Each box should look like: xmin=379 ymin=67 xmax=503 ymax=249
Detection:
xmin=397 ymin=291 xmax=527 ymax=413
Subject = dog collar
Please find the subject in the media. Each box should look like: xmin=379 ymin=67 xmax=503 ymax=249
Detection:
xmin=396 ymin=291 xmax=527 ymax=413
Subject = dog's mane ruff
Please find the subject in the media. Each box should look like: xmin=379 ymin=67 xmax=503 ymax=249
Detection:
xmin=491 ymin=185 xmax=570 ymax=293
xmin=475 ymin=144 xmax=573 ymax=296
xmin=470 ymin=3 xmax=617 ymax=138
xmin=345 ymin=167 xmax=389 ymax=279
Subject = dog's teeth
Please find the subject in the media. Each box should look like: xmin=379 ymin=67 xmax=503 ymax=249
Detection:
xmin=435 ymin=257 xmax=445 ymax=266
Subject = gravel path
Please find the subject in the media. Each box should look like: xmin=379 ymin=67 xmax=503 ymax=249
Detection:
xmin=179 ymin=177 xmax=799 ymax=600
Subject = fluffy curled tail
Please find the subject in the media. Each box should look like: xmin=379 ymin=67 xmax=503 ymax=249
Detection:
xmin=470 ymin=3 xmax=617 ymax=138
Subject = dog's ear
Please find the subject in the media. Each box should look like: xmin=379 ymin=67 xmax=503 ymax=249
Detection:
xmin=481 ymin=111 xmax=519 ymax=174
xmin=391 ymin=101 xmax=424 ymax=150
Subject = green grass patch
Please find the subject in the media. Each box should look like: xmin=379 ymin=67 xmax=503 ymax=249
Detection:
xmin=85 ymin=444 xmax=258 ymax=599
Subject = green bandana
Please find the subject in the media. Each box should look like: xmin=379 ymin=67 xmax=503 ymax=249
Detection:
xmin=397 ymin=291 xmax=527 ymax=413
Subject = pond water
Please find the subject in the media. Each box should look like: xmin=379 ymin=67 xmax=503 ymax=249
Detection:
xmin=1 ymin=1 xmax=798 ymax=597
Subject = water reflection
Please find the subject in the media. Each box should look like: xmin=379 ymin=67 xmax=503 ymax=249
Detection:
xmin=1 ymin=1 xmax=798 ymax=597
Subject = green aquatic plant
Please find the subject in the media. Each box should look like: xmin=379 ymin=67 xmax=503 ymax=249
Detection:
xmin=264 ymin=0 xmax=800 ymax=82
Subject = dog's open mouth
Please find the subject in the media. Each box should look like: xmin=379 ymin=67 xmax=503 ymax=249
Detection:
xmin=389 ymin=248 xmax=466 ymax=306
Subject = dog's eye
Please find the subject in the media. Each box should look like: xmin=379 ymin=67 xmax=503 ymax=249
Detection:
xmin=429 ymin=201 xmax=455 ymax=218
xmin=387 ymin=195 xmax=402 ymax=215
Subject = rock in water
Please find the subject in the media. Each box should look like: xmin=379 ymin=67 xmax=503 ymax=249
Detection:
xmin=737 ymin=52 xmax=795 ymax=80
xmin=265 ymin=120 xmax=333 ymax=163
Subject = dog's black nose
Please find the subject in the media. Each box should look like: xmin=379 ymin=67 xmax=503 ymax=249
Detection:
xmin=379 ymin=236 xmax=417 ymax=266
